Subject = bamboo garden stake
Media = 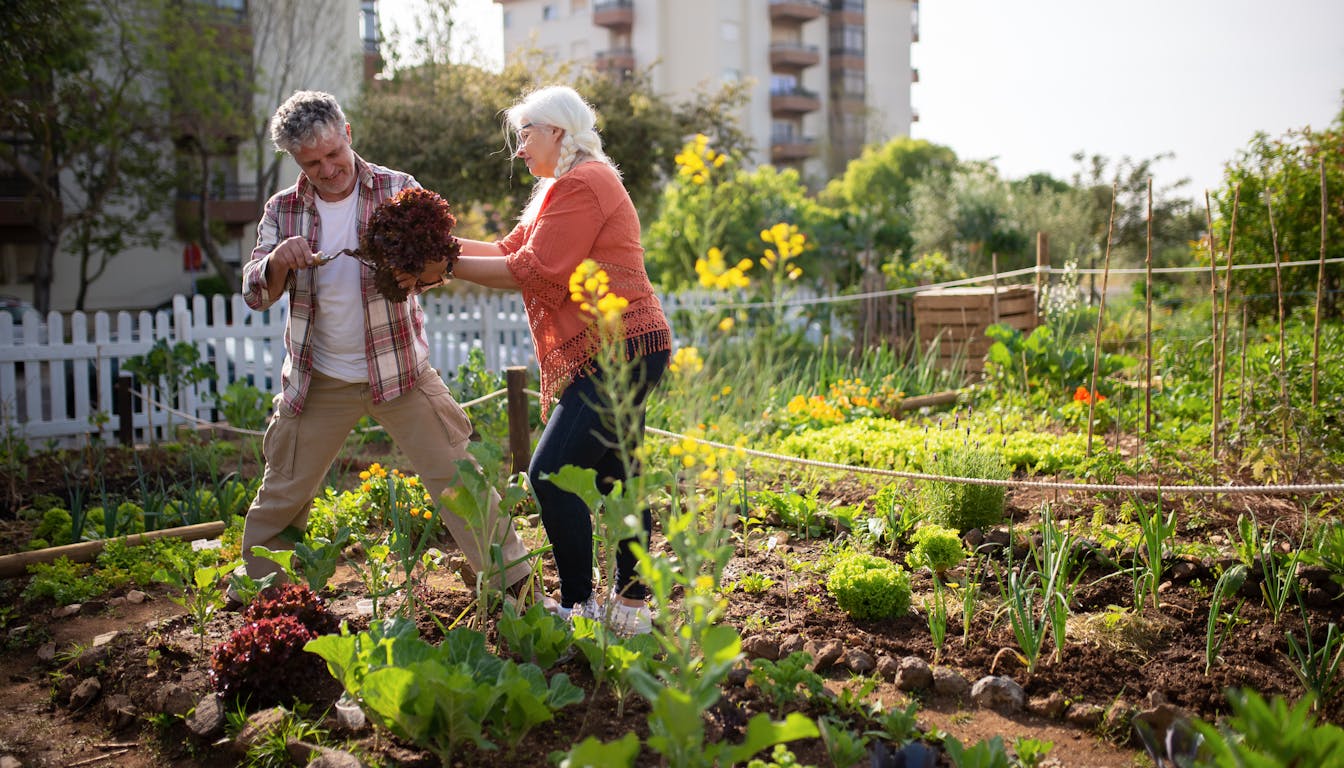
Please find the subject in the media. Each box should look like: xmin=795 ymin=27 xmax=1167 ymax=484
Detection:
xmin=1086 ymin=181 xmax=1118 ymax=458
xmin=1263 ymin=188 xmax=1290 ymax=455
xmin=1311 ymin=159 xmax=1327 ymax=407
xmin=1205 ymin=191 xmax=1221 ymax=462
xmin=1217 ymin=186 xmax=1240 ymax=458
xmin=1144 ymin=179 xmax=1153 ymax=438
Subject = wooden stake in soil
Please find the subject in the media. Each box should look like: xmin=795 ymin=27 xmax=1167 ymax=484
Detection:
xmin=1204 ymin=191 xmax=1221 ymax=463
xmin=1263 ymin=188 xmax=1291 ymax=455
xmin=1312 ymin=159 xmax=1327 ymax=407
xmin=1217 ymin=186 xmax=1240 ymax=459
xmin=1144 ymin=179 xmax=1154 ymax=438
xmin=1087 ymin=182 xmax=1118 ymax=458
xmin=506 ymin=366 xmax=532 ymax=474
xmin=1237 ymin=304 xmax=1249 ymax=441
xmin=1036 ymin=231 xmax=1050 ymax=300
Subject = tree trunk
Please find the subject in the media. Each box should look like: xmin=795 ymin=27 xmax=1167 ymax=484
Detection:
xmin=194 ymin=147 xmax=237 ymax=287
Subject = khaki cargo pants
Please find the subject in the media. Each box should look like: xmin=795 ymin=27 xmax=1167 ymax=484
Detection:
xmin=240 ymin=367 xmax=531 ymax=589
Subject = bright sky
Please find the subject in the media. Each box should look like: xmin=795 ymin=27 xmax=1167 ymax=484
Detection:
xmin=382 ymin=0 xmax=1344 ymax=199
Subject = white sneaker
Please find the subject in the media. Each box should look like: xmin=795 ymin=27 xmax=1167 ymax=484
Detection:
xmin=554 ymin=593 xmax=602 ymax=623
xmin=606 ymin=591 xmax=653 ymax=636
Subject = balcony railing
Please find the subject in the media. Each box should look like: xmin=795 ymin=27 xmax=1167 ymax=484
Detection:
xmin=594 ymin=47 xmax=635 ymax=74
xmin=175 ymin=182 xmax=259 ymax=227
xmin=593 ymin=0 xmax=634 ymax=28
xmin=769 ymin=0 xmax=824 ymax=22
xmin=770 ymin=135 xmax=817 ymax=162
xmin=769 ymin=41 xmax=821 ymax=69
xmin=769 ymin=86 xmax=821 ymax=114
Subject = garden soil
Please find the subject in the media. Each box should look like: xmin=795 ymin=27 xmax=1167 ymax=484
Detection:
xmin=0 ymin=445 xmax=1340 ymax=767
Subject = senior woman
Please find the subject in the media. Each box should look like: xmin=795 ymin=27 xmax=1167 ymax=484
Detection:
xmin=404 ymin=86 xmax=671 ymax=635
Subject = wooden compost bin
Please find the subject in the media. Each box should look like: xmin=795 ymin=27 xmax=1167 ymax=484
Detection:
xmin=913 ymin=285 xmax=1038 ymax=375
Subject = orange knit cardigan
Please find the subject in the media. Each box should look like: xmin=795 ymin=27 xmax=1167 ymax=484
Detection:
xmin=500 ymin=161 xmax=671 ymax=418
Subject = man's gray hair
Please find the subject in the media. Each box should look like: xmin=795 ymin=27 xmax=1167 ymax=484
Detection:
xmin=270 ymin=90 xmax=347 ymax=154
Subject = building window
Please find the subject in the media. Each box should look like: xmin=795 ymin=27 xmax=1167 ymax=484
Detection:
xmin=503 ymin=10 xmax=511 ymax=28
xmin=770 ymin=74 xmax=798 ymax=94
xmin=360 ymin=1 xmax=377 ymax=53
xmin=843 ymin=69 xmax=864 ymax=95
xmin=543 ymin=4 xmax=559 ymax=20
xmin=830 ymin=24 xmax=864 ymax=54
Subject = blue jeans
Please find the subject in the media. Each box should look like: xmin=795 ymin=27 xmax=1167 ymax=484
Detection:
xmin=529 ymin=349 xmax=669 ymax=607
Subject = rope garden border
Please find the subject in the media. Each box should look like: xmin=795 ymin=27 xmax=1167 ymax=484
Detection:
xmin=128 ymin=387 xmax=1344 ymax=497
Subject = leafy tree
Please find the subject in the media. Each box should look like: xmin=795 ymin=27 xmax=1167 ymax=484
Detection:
xmin=1070 ymin=152 xmax=1202 ymax=275
xmin=817 ymin=137 xmax=958 ymax=264
xmin=355 ymin=39 xmax=751 ymax=227
xmin=156 ymin=0 xmax=253 ymax=289
xmin=0 ymin=0 xmax=134 ymax=312
xmin=644 ymin=137 xmax=830 ymax=291
xmin=1212 ymin=101 xmax=1343 ymax=319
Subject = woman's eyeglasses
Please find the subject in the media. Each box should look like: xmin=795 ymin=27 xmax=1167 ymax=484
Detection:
xmin=516 ymin=122 xmax=550 ymax=145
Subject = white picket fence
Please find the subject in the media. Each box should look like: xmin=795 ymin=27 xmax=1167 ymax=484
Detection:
xmin=0 ymin=287 xmax=840 ymax=448
xmin=0 ymin=291 xmax=537 ymax=447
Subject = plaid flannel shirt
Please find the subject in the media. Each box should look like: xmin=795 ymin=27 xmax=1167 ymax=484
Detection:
xmin=242 ymin=155 xmax=430 ymax=415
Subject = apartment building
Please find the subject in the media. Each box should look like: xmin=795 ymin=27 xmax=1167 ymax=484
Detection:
xmin=0 ymin=0 xmax=378 ymax=312
xmin=494 ymin=0 xmax=918 ymax=182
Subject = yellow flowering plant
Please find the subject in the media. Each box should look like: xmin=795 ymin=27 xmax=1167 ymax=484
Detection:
xmin=355 ymin=462 xmax=440 ymax=618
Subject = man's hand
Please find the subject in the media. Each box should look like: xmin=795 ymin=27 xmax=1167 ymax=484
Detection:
xmin=394 ymin=257 xmax=451 ymax=292
xmin=267 ymin=236 xmax=317 ymax=279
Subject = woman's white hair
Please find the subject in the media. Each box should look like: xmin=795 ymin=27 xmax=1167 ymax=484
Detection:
xmin=507 ymin=85 xmax=618 ymax=224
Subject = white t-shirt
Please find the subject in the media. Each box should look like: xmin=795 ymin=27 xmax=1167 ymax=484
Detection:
xmin=311 ymin=190 xmax=368 ymax=382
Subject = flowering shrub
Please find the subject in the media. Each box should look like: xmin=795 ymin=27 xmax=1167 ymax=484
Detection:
xmin=695 ymin=247 xmax=752 ymax=290
xmin=568 ymin=259 xmax=628 ymax=332
xmin=665 ymin=426 xmax=746 ymax=486
xmin=764 ymin=375 xmax=906 ymax=432
xmin=359 ymin=463 xmax=435 ymax=526
xmin=209 ymin=615 xmax=321 ymax=703
xmin=353 ymin=187 xmax=461 ymax=303
xmin=242 ymin=582 xmax=338 ymax=635
xmin=826 ymin=552 xmax=911 ymax=620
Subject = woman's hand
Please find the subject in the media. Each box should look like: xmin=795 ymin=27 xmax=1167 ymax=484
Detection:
xmin=394 ymin=257 xmax=451 ymax=292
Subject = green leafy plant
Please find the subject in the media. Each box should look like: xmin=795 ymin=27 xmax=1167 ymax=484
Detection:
xmin=733 ymin=572 xmax=777 ymax=595
xmin=753 ymin=488 xmax=829 ymax=539
xmin=922 ymin=443 xmax=1009 ymax=533
xmin=291 ymin=526 xmax=351 ymax=594
xmin=306 ymin=619 xmax=583 ymax=763
xmin=993 ymin=561 xmax=1048 ymax=673
xmin=215 ymin=380 xmax=269 ymax=432
xmin=22 ymin=556 xmax=107 ymax=605
xmin=1032 ymin=506 xmax=1085 ymax=663
xmin=1191 ymin=689 xmax=1344 ymax=765
xmin=746 ymin=743 xmax=816 ymax=768
xmin=864 ymin=482 xmax=920 ymax=553
xmin=826 ymin=551 xmax=912 ymax=621
xmin=749 ymin=652 xmax=827 ymax=718
xmin=819 ymin=716 xmax=868 ymax=768
xmin=498 ymin=601 xmax=575 ymax=669
xmin=1134 ymin=499 xmax=1177 ymax=611
xmin=943 ymin=734 xmax=1012 ymax=768
xmin=1205 ymin=564 xmax=1248 ymax=675
xmin=923 ymin=577 xmax=950 ymax=664
xmin=121 ymin=338 xmax=217 ymax=440
xmin=154 ymin=557 xmax=238 ymax=651
xmin=1011 ymin=737 xmax=1054 ymax=767
xmin=1285 ymin=613 xmax=1343 ymax=709
xmin=905 ymin=523 xmax=967 ymax=576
